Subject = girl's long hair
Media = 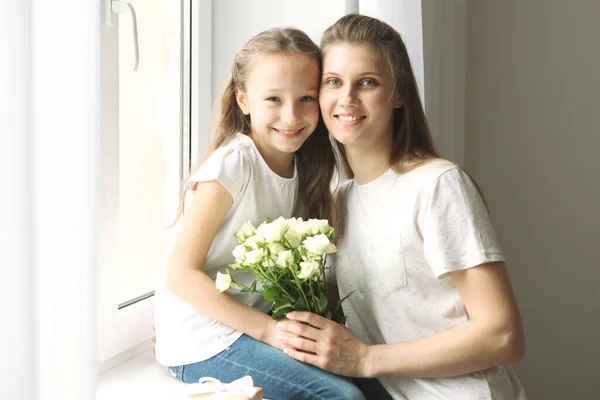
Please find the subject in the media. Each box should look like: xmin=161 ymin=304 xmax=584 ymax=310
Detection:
xmin=172 ymin=28 xmax=337 ymax=228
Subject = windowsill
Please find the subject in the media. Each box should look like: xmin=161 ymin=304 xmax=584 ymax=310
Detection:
xmin=97 ymin=348 xmax=187 ymax=400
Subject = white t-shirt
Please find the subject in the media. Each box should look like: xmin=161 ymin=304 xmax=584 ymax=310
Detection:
xmin=154 ymin=133 xmax=299 ymax=367
xmin=332 ymin=159 xmax=527 ymax=400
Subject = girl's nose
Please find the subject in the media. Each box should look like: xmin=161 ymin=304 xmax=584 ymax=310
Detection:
xmin=281 ymin=103 xmax=301 ymax=124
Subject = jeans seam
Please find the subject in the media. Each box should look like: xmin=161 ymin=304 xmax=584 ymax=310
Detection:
xmin=214 ymin=353 xmax=328 ymax=400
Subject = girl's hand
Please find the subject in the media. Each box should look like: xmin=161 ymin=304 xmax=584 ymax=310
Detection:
xmin=276 ymin=311 xmax=372 ymax=377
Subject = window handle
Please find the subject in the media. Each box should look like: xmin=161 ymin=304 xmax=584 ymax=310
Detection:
xmin=105 ymin=0 xmax=140 ymax=71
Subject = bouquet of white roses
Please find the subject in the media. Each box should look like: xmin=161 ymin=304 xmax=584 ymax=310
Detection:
xmin=215 ymin=217 xmax=347 ymax=321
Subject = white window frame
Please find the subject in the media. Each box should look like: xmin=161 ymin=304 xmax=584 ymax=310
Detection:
xmin=97 ymin=0 xmax=208 ymax=369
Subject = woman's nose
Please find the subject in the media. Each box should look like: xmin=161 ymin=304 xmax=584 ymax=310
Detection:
xmin=339 ymin=87 xmax=359 ymax=108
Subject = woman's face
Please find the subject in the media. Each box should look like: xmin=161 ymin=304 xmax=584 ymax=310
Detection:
xmin=318 ymin=43 xmax=402 ymax=151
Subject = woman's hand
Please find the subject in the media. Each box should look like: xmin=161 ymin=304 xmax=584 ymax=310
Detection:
xmin=276 ymin=311 xmax=372 ymax=377
xmin=261 ymin=318 xmax=287 ymax=351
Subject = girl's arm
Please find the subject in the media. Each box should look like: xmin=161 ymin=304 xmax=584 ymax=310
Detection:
xmin=165 ymin=180 xmax=281 ymax=349
xmin=277 ymin=261 xmax=525 ymax=378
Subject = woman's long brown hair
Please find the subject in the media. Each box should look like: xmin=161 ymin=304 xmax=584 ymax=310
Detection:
xmin=321 ymin=14 xmax=439 ymax=177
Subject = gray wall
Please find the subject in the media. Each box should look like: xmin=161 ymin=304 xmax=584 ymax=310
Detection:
xmin=465 ymin=1 xmax=600 ymax=398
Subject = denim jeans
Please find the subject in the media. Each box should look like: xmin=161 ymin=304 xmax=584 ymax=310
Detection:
xmin=167 ymin=334 xmax=366 ymax=400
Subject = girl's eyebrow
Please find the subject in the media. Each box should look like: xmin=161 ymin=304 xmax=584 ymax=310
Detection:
xmin=263 ymin=86 xmax=319 ymax=93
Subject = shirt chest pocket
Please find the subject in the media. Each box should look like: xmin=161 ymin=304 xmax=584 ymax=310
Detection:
xmin=337 ymin=232 xmax=408 ymax=299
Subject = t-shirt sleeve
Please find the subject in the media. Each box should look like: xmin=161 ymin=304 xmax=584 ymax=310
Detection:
xmin=185 ymin=146 xmax=251 ymax=203
xmin=421 ymin=167 xmax=505 ymax=279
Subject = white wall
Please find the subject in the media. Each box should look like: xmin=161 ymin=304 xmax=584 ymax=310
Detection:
xmin=465 ymin=1 xmax=600 ymax=398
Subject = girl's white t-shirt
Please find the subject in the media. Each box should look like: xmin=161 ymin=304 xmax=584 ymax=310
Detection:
xmin=332 ymin=159 xmax=527 ymax=400
xmin=154 ymin=133 xmax=299 ymax=367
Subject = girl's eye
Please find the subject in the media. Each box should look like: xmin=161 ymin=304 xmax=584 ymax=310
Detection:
xmin=326 ymin=78 xmax=341 ymax=86
xmin=266 ymin=96 xmax=280 ymax=102
xmin=300 ymin=96 xmax=315 ymax=102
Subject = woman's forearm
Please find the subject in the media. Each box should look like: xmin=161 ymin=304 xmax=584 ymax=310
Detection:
xmin=365 ymin=319 xmax=525 ymax=378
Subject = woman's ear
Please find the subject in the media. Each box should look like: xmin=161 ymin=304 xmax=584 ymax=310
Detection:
xmin=235 ymin=88 xmax=250 ymax=115
xmin=394 ymin=96 xmax=404 ymax=109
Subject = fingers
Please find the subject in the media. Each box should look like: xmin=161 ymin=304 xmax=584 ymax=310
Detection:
xmin=285 ymin=311 xmax=328 ymax=329
xmin=277 ymin=333 xmax=318 ymax=354
xmin=282 ymin=347 xmax=323 ymax=368
xmin=277 ymin=319 xmax=320 ymax=341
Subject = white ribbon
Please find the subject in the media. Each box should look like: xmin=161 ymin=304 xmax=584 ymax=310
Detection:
xmin=187 ymin=375 xmax=260 ymax=399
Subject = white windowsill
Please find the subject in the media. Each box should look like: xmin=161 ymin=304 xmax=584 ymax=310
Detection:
xmin=97 ymin=348 xmax=188 ymax=400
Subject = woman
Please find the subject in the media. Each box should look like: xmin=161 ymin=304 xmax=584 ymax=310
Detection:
xmin=277 ymin=14 xmax=527 ymax=400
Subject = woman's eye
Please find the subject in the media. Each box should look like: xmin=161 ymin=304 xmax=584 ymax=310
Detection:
xmin=326 ymin=78 xmax=341 ymax=86
xmin=300 ymin=96 xmax=315 ymax=102
xmin=360 ymin=79 xmax=377 ymax=86
xmin=266 ymin=97 xmax=280 ymax=102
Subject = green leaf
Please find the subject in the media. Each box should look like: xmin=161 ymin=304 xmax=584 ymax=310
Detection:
xmin=318 ymin=293 xmax=328 ymax=314
xmin=337 ymin=289 xmax=356 ymax=305
xmin=294 ymin=297 xmax=308 ymax=311
xmin=262 ymin=280 xmax=275 ymax=290
xmin=262 ymin=287 xmax=281 ymax=302
xmin=250 ymin=280 xmax=257 ymax=292
xmin=271 ymin=302 xmax=293 ymax=320
xmin=334 ymin=314 xmax=347 ymax=325
xmin=294 ymin=250 xmax=301 ymax=264
xmin=266 ymin=217 xmax=273 ymax=223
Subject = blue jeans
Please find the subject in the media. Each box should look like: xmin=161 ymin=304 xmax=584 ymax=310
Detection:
xmin=167 ymin=334 xmax=366 ymax=400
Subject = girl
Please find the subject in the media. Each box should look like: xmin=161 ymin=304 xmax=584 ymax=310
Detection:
xmin=154 ymin=28 xmax=365 ymax=400
xmin=277 ymin=14 xmax=528 ymax=400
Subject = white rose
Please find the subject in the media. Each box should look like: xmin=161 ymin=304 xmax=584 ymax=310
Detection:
xmin=241 ymin=221 xmax=256 ymax=237
xmin=215 ymin=271 xmax=232 ymax=292
xmin=257 ymin=217 xmax=288 ymax=243
xmin=276 ymin=250 xmax=294 ymax=268
xmin=245 ymin=234 xmax=265 ymax=250
xmin=244 ymin=248 xmax=265 ymax=264
xmin=232 ymin=244 xmax=247 ymax=263
xmin=284 ymin=230 xmax=302 ymax=248
xmin=234 ymin=221 xmax=256 ymax=243
xmin=262 ymin=258 xmax=275 ymax=268
xmin=289 ymin=218 xmax=309 ymax=234
xmin=268 ymin=243 xmax=286 ymax=255
xmin=284 ymin=219 xmax=307 ymax=248
xmin=306 ymin=219 xmax=331 ymax=235
xmin=303 ymin=234 xmax=337 ymax=255
xmin=298 ymin=261 xmax=320 ymax=279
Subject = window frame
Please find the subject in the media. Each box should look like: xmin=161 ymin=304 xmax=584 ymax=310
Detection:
xmin=98 ymin=0 xmax=206 ymax=369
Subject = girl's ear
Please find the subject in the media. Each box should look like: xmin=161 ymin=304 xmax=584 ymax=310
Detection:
xmin=235 ymin=88 xmax=250 ymax=115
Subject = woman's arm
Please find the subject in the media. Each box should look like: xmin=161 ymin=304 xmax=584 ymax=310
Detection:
xmin=277 ymin=261 xmax=525 ymax=378
xmin=165 ymin=180 xmax=281 ymax=349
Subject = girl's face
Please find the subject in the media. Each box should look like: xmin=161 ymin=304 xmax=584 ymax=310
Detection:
xmin=319 ymin=43 xmax=402 ymax=150
xmin=235 ymin=52 xmax=320 ymax=160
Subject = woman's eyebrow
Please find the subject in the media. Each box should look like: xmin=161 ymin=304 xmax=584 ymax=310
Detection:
xmin=322 ymin=72 xmax=383 ymax=78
